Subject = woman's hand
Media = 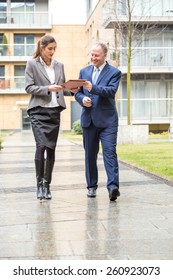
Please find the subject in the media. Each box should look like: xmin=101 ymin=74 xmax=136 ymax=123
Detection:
xmin=48 ymin=84 xmax=63 ymax=92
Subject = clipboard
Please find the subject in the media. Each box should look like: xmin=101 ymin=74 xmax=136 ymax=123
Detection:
xmin=61 ymin=79 xmax=86 ymax=90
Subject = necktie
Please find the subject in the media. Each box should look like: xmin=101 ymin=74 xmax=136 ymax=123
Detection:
xmin=93 ymin=68 xmax=100 ymax=84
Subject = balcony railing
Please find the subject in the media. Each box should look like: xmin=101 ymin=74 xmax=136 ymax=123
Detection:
xmin=0 ymin=11 xmax=52 ymax=28
xmin=103 ymin=0 xmax=173 ymax=27
xmin=104 ymin=15 xmax=173 ymax=28
xmin=118 ymin=98 xmax=173 ymax=123
xmin=0 ymin=76 xmax=25 ymax=93
xmin=111 ymin=47 xmax=173 ymax=68
xmin=0 ymin=43 xmax=35 ymax=58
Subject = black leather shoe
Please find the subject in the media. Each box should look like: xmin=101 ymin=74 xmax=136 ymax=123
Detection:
xmin=87 ymin=187 xmax=96 ymax=198
xmin=109 ymin=188 xmax=120 ymax=201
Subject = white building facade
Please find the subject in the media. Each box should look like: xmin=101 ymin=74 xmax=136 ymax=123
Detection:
xmin=103 ymin=0 xmax=173 ymax=132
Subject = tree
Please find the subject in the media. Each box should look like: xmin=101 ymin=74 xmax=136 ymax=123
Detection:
xmin=104 ymin=0 xmax=166 ymax=125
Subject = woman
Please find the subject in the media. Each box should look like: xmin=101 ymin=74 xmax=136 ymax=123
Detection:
xmin=25 ymin=34 xmax=71 ymax=200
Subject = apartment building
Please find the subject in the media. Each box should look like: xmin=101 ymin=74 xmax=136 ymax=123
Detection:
xmin=1 ymin=0 xmax=172 ymax=133
xmin=102 ymin=0 xmax=173 ymax=132
xmin=0 ymin=0 xmax=86 ymax=132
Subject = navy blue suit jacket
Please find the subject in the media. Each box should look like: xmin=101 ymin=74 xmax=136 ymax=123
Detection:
xmin=75 ymin=62 xmax=121 ymax=128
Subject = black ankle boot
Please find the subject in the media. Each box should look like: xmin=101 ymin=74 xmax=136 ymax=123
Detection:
xmin=37 ymin=181 xmax=43 ymax=199
xmin=35 ymin=160 xmax=44 ymax=199
xmin=43 ymin=181 xmax=52 ymax=199
xmin=43 ymin=159 xmax=54 ymax=199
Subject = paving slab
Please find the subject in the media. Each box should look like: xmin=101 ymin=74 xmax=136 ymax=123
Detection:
xmin=0 ymin=131 xmax=173 ymax=260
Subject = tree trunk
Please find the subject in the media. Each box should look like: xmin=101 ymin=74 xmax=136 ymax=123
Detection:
xmin=127 ymin=0 xmax=132 ymax=125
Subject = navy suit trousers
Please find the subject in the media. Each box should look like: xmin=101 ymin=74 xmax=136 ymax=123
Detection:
xmin=82 ymin=122 xmax=119 ymax=190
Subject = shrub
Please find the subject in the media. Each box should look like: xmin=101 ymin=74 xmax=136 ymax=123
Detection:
xmin=72 ymin=119 xmax=82 ymax=134
xmin=2 ymin=34 xmax=8 ymax=55
xmin=0 ymin=138 xmax=2 ymax=151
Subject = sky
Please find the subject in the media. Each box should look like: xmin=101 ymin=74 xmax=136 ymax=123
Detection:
xmin=50 ymin=0 xmax=99 ymax=24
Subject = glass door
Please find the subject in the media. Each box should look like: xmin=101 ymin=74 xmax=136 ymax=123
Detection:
xmin=22 ymin=109 xmax=31 ymax=130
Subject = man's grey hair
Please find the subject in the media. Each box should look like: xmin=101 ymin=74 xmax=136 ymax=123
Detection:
xmin=93 ymin=43 xmax=108 ymax=54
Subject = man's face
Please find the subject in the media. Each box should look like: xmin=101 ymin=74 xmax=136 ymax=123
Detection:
xmin=91 ymin=46 xmax=107 ymax=68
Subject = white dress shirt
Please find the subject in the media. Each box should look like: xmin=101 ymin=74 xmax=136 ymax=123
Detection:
xmin=92 ymin=61 xmax=106 ymax=82
xmin=40 ymin=57 xmax=59 ymax=108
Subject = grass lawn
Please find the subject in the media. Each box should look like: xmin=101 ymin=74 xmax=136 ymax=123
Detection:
xmin=61 ymin=132 xmax=173 ymax=182
xmin=60 ymin=132 xmax=83 ymax=142
xmin=117 ymin=142 xmax=173 ymax=182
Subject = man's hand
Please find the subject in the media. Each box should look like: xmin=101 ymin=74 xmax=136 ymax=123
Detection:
xmin=83 ymin=81 xmax=92 ymax=92
xmin=70 ymin=87 xmax=79 ymax=93
xmin=82 ymin=96 xmax=92 ymax=107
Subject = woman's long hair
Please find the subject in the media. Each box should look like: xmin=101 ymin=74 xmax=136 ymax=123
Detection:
xmin=33 ymin=35 xmax=56 ymax=58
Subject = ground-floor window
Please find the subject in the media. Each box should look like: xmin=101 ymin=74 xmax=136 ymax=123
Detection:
xmin=21 ymin=108 xmax=30 ymax=130
xmin=71 ymin=101 xmax=82 ymax=128
xmin=118 ymin=74 xmax=173 ymax=123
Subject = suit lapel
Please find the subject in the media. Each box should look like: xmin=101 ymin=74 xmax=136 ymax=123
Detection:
xmin=96 ymin=63 xmax=109 ymax=84
xmin=88 ymin=66 xmax=94 ymax=82
xmin=37 ymin=60 xmax=50 ymax=82
xmin=54 ymin=61 xmax=62 ymax=84
xmin=36 ymin=59 xmax=62 ymax=84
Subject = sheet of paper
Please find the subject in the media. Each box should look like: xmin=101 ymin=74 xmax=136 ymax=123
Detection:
xmin=61 ymin=79 xmax=86 ymax=90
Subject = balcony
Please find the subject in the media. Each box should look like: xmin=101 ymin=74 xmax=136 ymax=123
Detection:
xmin=0 ymin=43 xmax=35 ymax=62
xmin=0 ymin=76 xmax=25 ymax=94
xmin=103 ymin=0 xmax=173 ymax=29
xmin=112 ymin=47 xmax=173 ymax=73
xmin=118 ymin=98 xmax=173 ymax=125
xmin=104 ymin=15 xmax=173 ymax=29
xmin=0 ymin=11 xmax=52 ymax=30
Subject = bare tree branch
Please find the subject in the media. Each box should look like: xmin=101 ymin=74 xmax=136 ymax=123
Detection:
xmin=103 ymin=0 xmax=166 ymax=125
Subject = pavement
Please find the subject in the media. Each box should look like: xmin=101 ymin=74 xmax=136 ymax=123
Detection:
xmin=0 ymin=131 xmax=173 ymax=260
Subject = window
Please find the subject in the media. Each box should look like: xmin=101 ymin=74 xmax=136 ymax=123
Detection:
xmin=14 ymin=34 xmax=35 ymax=56
xmin=163 ymin=0 xmax=173 ymax=15
xmin=0 ymin=0 xmax=7 ymax=23
xmin=11 ymin=0 xmax=35 ymax=24
xmin=14 ymin=65 xmax=25 ymax=88
xmin=22 ymin=109 xmax=31 ymax=130
xmin=0 ymin=65 xmax=6 ymax=89
xmin=116 ymin=0 xmax=127 ymax=15
xmin=11 ymin=0 xmax=35 ymax=11
xmin=0 ymin=65 xmax=5 ymax=77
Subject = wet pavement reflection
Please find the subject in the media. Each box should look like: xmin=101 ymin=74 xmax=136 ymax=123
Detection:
xmin=0 ymin=131 xmax=173 ymax=260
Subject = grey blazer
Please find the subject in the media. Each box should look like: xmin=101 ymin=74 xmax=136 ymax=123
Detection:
xmin=25 ymin=57 xmax=70 ymax=112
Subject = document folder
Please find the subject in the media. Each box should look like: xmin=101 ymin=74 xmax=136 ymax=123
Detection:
xmin=61 ymin=79 xmax=86 ymax=90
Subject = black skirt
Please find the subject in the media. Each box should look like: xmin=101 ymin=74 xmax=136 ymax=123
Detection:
xmin=28 ymin=106 xmax=61 ymax=150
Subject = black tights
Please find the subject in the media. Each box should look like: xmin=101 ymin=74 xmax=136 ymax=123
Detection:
xmin=35 ymin=145 xmax=55 ymax=162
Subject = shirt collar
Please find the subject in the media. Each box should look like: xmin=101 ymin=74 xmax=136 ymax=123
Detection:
xmin=40 ymin=56 xmax=54 ymax=68
xmin=94 ymin=61 xmax=106 ymax=72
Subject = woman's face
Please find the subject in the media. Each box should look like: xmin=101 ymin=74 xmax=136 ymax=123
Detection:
xmin=41 ymin=42 xmax=57 ymax=60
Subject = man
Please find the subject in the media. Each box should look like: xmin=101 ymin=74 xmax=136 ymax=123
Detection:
xmin=75 ymin=43 xmax=122 ymax=201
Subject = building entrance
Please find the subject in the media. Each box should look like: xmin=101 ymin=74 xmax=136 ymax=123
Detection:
xmin=22 ymin=109 xmax=31 ymax=130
